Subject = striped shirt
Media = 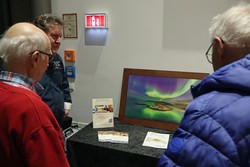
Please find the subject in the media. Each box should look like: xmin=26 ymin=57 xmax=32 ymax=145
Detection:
xmin=0 ymin=71 xmax=43 ymax=93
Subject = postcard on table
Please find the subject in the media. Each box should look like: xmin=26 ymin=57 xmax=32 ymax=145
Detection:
xmin=142 ymin=131 xmax=170 ymax=149
xmin=92 ymin=98 xmax=114 ymax=128
xmin=98 ymin=131 xmax=129 ymax=143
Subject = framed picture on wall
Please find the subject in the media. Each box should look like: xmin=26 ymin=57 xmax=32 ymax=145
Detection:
xmin=62 ymin=13 xmax=78 ymax=38
xmin=118 ymin=68 xmax=208 ymax=131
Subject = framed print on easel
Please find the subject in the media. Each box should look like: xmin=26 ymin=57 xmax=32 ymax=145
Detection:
xmin=118 ymin=68 xmax=209 ymax=131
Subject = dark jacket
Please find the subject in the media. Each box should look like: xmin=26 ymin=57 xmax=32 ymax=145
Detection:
xmin=38 ymin=53 xmax=72 ymax=125
xmin=158 ymin=54 xmax=250 ymax=167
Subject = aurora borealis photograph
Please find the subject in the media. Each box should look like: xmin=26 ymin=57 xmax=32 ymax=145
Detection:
xmin=124 ymin=74 xmax=201 ymax=124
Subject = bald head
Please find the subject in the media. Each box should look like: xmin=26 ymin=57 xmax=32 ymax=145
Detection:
xmin=5 ymin=22 xmax=50 ymax=44
xmin=0 ymin=22 xmax=51 ymax=81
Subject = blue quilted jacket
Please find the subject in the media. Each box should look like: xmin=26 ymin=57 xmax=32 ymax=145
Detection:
xmin=158 ymin=54 xmax=250 ymax=167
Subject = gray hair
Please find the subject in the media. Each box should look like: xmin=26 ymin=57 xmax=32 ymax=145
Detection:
xmin=0 ymin=28 xmax=50 ymax=64
xmin=33 ymin=13 xmax=63 ymax=32
xmin=209 ymin=3 xmax=250 ymax=47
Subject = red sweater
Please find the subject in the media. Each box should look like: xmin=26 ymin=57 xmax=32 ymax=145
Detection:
xmin=0 ymin=82 xmax=70 ymax=167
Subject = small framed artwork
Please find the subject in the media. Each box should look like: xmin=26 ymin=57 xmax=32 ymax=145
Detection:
xmin=62 ymin=13 xmax=78 ymax=38
xmin=118 ymin=68 xmax=208 ymax=131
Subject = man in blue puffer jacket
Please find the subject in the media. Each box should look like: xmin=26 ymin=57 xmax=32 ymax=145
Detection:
xmin=158 ymin=3 xmax=250 ymax=167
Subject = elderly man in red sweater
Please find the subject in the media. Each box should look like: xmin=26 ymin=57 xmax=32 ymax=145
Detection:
xmin=0 ymin=22 xmax=70 ymax=167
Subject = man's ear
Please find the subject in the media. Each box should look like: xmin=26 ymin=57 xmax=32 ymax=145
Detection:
xmin=213 ymin=37 xmax=225 ymax=59
xmin=29 ymin=51 xmax=39 ymax=67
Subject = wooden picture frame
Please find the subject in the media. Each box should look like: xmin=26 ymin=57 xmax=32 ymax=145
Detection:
xmin=118 ymin=68 xmax=209 ymax=131
xmin=62 ymin=13 xmax=78 ymax=38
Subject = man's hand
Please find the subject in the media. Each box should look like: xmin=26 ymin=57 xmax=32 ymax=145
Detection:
xmin=64 ymin=109 xmax=70 ymax=117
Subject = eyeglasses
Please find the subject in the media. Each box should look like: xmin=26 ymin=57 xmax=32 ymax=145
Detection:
xmin=37 ymin=50 xmax=54 ymax=61
xmin=205 ymin=42 xmax=214 ymax=64
xmin=30 ymin=50 xmax=54 ymax=61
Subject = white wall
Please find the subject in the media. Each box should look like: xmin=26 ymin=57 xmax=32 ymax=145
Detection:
xmin=51 ymin=0 xmax=248 ymax=124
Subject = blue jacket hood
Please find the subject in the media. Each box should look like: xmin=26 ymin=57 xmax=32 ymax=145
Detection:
xmin=192 ymin=53 xmax=250 ymax=98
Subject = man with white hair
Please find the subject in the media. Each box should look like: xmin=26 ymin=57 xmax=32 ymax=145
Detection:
xmin=158 ymin=3 xmax=250 ymax=167
xmin=0 ymin=22 xmax=70 ymax=167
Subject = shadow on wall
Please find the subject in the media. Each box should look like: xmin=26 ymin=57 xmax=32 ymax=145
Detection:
xmin=162 ymin=0 xmax=239 ymax=50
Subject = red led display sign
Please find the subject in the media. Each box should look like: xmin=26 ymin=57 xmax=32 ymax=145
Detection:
xmin=85 ymin=14 xmax=106 ymax=28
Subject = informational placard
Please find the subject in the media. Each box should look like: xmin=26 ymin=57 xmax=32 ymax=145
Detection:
xmin=92 ymin=98 xmax=114 ymax=128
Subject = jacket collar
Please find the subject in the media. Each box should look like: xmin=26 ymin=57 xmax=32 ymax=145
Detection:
xmin=191 ymin=53 xmax=250 ymax=98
